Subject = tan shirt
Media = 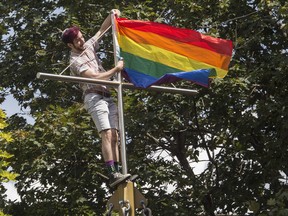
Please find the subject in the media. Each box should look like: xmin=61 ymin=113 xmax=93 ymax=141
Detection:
xmin=70 ymin=36 xmax=108 ymax=93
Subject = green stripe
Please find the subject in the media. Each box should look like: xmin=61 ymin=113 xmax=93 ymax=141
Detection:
xmin=121 ymin=51 xmax=182 ymax=78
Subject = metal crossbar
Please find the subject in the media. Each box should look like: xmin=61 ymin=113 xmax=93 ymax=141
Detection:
xmin=36 ymin=73 xmax=198 ymax=96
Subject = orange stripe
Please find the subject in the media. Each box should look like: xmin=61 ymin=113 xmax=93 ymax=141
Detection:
xmin=118 ymin=26 xmax=231 ymax=70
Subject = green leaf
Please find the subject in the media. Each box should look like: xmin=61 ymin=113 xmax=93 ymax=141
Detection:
xmin=267 ymin=198 xmax=276 ymax=206
xmin=248 ymin=200 xmax=260 ymax=213
xmin=0 ymin=170 xmax=19 ymax=181
xmin=0 ymin=150 xmax=13 ymax=159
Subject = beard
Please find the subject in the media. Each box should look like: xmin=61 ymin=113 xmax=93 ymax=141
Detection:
xmin=73 ymin=44 xmax=85 ymax=53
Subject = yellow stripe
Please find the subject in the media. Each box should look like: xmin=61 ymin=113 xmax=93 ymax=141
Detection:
xmin=118 ymin=34 xmax=227 ymax=78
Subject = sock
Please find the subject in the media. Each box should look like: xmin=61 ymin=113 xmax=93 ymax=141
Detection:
xmin=105 ymin=160 xmax=116 ymax=175
xmin=114 ymin=161 xmax=120 ymax=172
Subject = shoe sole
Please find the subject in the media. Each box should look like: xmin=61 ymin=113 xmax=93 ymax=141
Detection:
xmin=97 ymin=173 xmax=138 ymax=182
xmin=129 ymin=174 xmax=139 ymax=182
xmin=110 ymin=174 xmax=131 ymax=188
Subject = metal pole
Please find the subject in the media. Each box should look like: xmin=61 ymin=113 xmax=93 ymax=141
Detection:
xmin=36 ymin=73 xmax=199 ymax=96
xmin=111 ymin=11 xmax=128 ymax=175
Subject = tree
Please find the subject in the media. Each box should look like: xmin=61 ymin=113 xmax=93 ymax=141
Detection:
xmin=0 ymin=107 xmax=18 ymax=216
xmin=5 ymin=104 xmax=111 ymax=215
xmin=1 ymin=0 xmax=288 ymax=215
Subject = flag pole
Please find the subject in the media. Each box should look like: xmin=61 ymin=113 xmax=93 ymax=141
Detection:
xmin=111 ymin=11 xmax=128 ymax=175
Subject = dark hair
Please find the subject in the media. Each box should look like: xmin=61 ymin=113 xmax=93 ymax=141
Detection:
xmin=61 ymin=26 xmax=80 ymax=44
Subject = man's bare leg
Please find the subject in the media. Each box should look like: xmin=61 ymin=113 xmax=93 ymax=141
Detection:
xmin=101 ymin=129 xmax=113 ymax=162
xmin=101 ymin=129 xmax=130 ymax=187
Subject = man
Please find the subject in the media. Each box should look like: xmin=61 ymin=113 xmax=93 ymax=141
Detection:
xmin=61 ymin=9 xmax=130 ymax=187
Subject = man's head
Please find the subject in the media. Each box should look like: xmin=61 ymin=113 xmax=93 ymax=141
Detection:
xmin=62 ymin=26 xmax=85 ymax=52
xmin=62 ymin=26 xmax=79 ymax=44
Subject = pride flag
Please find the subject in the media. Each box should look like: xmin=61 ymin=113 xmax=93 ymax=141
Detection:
xmin=114 ymin=17 xmax=233 ymax=88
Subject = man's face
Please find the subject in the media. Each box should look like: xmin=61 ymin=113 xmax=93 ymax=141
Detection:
xmin=70 ymin=31 xmax=85 ymax=52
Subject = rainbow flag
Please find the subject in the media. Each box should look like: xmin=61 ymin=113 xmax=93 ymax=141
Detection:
xmin=114 ymin=17 xmax=233 ymax=88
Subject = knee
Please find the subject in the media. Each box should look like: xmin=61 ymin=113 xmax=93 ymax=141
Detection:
xmin=101 ymin=129 xmax=112 ymax=141
xmin=101 ymin=129 xmax=118 ymax=143
xmin=111 ymin=129 xmax=118 ymax=144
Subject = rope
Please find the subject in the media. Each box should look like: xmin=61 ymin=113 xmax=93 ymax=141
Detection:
xmin=59 ymin=25 xmax=112 ymax=75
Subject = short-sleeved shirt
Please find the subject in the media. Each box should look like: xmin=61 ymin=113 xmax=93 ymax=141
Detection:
xmin=69 ymin=36 xmax=109 ymax=93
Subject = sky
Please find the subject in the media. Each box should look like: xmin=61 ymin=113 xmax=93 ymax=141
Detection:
xmin=1 ymin=94 xmax=20 ymax=117
xmin=2 ymin=181 xmax=19 ymax=201
xmin=1 ymin=94 xmax=35 ymax=124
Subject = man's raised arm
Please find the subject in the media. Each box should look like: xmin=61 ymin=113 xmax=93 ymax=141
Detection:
xmin=94 ymin=9 xmax=120 ymax=40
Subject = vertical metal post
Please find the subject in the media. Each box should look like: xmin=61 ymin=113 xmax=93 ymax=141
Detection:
xmin=111 ymin=11 xmax=128 ymax=174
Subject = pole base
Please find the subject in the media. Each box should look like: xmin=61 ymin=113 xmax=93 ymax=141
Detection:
xmin=107 ymin=181 xmax=147 ymax=216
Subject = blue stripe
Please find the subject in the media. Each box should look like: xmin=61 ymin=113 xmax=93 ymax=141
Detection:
xmin=122 ymin=68 xmax=213 ymax=88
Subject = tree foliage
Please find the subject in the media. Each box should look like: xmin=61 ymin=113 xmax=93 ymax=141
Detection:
xmin=1 ymin=0 xmax=288 ymax=215
xmin=0 ymin=107 xmax=17 ymax=216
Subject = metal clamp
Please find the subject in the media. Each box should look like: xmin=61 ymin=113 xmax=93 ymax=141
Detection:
xmin=140 ymin=200 xmax=152 ymax=216
xmin=119 ymin=200 xmax=131 ymax=216
xmin=105 ymin=203 xmax=114 ymax=216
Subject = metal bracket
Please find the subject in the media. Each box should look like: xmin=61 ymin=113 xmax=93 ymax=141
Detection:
xmin=105 ymin=203 xmax=114 ymax=216
xmin=120 ymin=200 xmax=131 ymax=216
xmin=107 ymin=181 xmax=147 ymax=216
xmin=141 ymin=200 xmax=152 ymax=216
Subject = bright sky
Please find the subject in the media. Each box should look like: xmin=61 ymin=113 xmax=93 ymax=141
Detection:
xmin=2 ymin=181 xmax=20 ymax=201
xmin=1 ymin=94 xmax=35 ymax=124
xmin=1 ymin=94 xmax=19 ymax=116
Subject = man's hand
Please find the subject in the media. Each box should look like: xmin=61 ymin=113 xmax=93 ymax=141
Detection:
xmin=115 ymin=60 xmax=124 ymax=71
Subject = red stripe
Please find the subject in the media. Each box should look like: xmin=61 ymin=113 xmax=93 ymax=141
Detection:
xmin=116 ymin=18 xmax=233 ymax=56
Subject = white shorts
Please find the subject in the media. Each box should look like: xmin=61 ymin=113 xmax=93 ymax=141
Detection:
xmin=84 ymin=93 xmax=118 ymax=132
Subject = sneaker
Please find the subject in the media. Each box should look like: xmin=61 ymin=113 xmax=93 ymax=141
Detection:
xmin=109 ymin=172 xmax=131 ymax=188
